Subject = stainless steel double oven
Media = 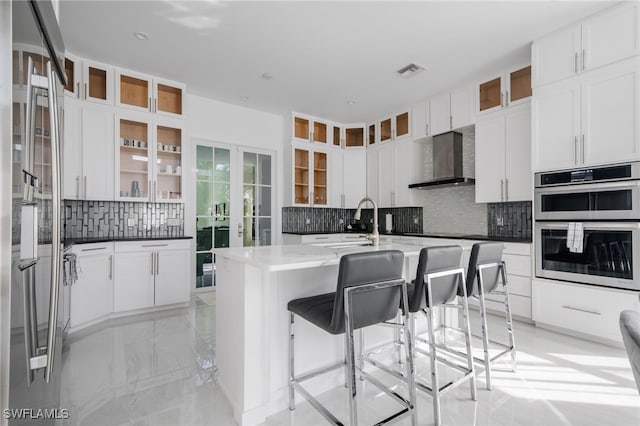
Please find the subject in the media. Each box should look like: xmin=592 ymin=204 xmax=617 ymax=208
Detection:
xmin=535 ymin=162 xmax=640 ymax=291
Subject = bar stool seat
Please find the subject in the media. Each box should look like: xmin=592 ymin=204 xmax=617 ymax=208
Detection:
xmin=288 ymin=250 xmax=417 ymax=426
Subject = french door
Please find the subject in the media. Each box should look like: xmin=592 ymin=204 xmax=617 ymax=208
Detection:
xmin=195 ymin=142 xmax=274 ymax=290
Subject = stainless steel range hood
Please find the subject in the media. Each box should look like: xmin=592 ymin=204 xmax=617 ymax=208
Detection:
xmin=408 ymin=131 xmax=475 ymax=189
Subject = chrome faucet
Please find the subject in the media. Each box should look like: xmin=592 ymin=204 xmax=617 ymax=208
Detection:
xmin=354 ymin=197 xmax=379 ymax=246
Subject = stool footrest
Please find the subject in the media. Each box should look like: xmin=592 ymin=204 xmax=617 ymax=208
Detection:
xmin=294 ymin=361 xmax=344 ymax=383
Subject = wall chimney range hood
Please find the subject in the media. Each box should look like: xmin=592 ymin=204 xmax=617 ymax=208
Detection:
xmin=408 ymin=131 xmax=475 ymax=189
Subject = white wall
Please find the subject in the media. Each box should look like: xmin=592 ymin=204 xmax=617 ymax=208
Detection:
xmin=184 ymin=94 xmax=285 ymax=257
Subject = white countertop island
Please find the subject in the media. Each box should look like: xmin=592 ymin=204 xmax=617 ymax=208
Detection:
xmin=214 ymin=242 xmax=469 ymax=425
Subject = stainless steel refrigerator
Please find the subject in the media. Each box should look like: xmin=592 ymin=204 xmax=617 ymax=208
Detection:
xmin=0 ymin=1 xmax=67 ymax=424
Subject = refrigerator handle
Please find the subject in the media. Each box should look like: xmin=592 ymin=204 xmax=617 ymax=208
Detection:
xmin=23 ymin=57 xmax=39 ymax=202
xmin=17 ymin=260 xmax=38 ymax=386
xmin=43 ymin=61 xmax=62 ymax=383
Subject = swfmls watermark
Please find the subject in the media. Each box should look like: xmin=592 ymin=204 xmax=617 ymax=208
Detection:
xmin=2 ymin=408 xmax=69 ymax=420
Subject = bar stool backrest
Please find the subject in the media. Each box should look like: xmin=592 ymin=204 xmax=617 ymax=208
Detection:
xmin=464 ymin=242 xmax=504 ymax=297
xmin=410 ymin=245 xmax=463 ymax=312
xmin=328 ymin=250 xmax=405 ymax=334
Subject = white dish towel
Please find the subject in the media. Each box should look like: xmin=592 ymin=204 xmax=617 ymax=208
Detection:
xmin=566 ymin=222 xmax=584 ymax=253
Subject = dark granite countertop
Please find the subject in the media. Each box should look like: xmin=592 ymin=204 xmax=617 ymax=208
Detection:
xmin=64 ymin=236 xmax=192 ymax=246
xmin=282 ymin=231 xmax=531 ymax=244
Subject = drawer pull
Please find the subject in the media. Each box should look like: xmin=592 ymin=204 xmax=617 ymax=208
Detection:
xmin=314 ymin=237 xmax=329 ymax=240
xmin=81 ymin=247 xmax=107 ymax=252
xmin=562 ymin=305 xmax=601 ymax=316
xmin=142 ymin=244 xmax=169 ymax=247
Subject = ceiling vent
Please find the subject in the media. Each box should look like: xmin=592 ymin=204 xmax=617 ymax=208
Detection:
xmin=396 ymin=63 xmax=426 ymax=78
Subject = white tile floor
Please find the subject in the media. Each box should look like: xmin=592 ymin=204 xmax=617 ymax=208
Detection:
xmin=61 ymin=296 xmax=640 ymax=425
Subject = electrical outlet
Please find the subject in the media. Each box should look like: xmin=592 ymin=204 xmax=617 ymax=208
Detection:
xmin=127 ymin=218 xmax=136 ymax=227
xmin=339 ymin=218 xmax=344 ymax=225
xmin=413 ymin=216 xmax=419 ymax=225
xmin=496 ymin=215 xmax=504 ymax=227
xmin=305 ymin=218 xmax=311 ymax=225
xmin=167 ymin=218 xmax=180 ymax=227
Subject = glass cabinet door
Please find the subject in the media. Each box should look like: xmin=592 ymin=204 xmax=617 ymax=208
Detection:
xmin=313 ymin=152 xmax=327 ymax=206
xmin=509 ymin=66 xmax=532 ymax=104
xmin=294 ymin=148 xmax=309 ymax=204
xmin=368 ymin=124 xmax=376 ymax=145
xmin=118 ymin=70 xmax=151 ymax=112
xmin=155 ymin=122 xmax=183 ymax=201
xmin=479 ymin=76 xmax=502 ymax=112
xmin=345 ymin=127 xmax=364 ymax=147
xmin=333 ymin=125 xmax=342 ymax=147
xmin=294 ymin=116 xmax=310 ymax=141
xmin=156 ymin=81 xmax=183 ymax=116
xmin=83 ymin=60 xmax=112 ymax=105
xmin=380 ymin=118 xmax=392 ymax=142
xmin=118 ymin=118 xmax=150 ymax=199
xmin=395 ymin=112 xmax=409 ymax=138
xmin=313 ymin=120 xmax=327 ymax=143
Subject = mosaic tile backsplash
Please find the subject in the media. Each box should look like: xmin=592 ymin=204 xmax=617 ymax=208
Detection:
xmin=282 ymin=207 xmax=423 ymax=234
xmin=64 ymin=200 xmax=184 ymax=239
xmin=487 ymin=201 xmax=532 ymax=240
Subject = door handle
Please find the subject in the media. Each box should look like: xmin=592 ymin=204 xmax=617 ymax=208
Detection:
xmin=83 ymin=176 xmax=87 ymax=199
xmin=237 ymin=223 xmax=244 ymax=237
xmin=505 ymin=178 xmax=509 ymax=201
xmin=75 ymin=176 xmax=79 ymax=199
xmin=500 ymin=179 xmax=504 ymax=201
xmin=148 ymin=97 xmax=152 ymax=112
xmin=581 ymin=134 xmax=585 ymax=164
xmin=501 ymin=92 xmax=504 ymax=107
xmin=108 ymin=255 xmax=113 ymax=280
xmin=562 ymin=305 xmax=601 ymax=315
xmin=574 ymin=136 xmax=579 ymax=165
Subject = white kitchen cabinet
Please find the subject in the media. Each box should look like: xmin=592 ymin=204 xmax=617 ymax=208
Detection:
xmin=532 ymin=2 xmax=639 ymax=88
xmin=429 ymin=85 xmax=475 ymax=136
xmin=377 ymin=143 xmax=394 ymax=207
xmin=116 ymin=112 xmax=185 ymax=202
xmin=330 ymin=148 xmax=344 ymax=207
xmin=429 ymin=92 xmax=451 ymax=136
xmin=476 ymin=104 xmax=531 ymax=202
xmin=366 ymin=146 xmax=378 ymax=200
xmin=114 ymin=240 xmax=191 ymax=313
xmin=116 ymin=69 xmax=185 ymax=117
xmin=62 ymin=100 xmax=114 ymax=200
xmin=411 ymin=100 xmax=430 ymax=140
xmin=369 ymin=140 xmax=422 ymax=207
xmin=292 ymin=113 xmax=330 ymax=144
xmin=69 ymin=243 xmax=113 ymax=329
xmin=155 ymin=249 xmax=190 ymax=305
xmin=393 ymin=140 xmax=422 ymax=206
xmin=291 ymin=145 xmax=329 ymax=206
xmin=378 ymin=111 xmax=411 ymax=143
xmin=533 ymin=57 xmax=639 ymax=171
xmin=477 ymin=65 xmax=532 ymax=114
xmin=114 ymin=250 xmax=154 ymax=312
xmin=63 ymin=54 xmax=113 ymax=105
xmin=342 ymin=148 xmax=366 ymax=208
xmin=532 ymin=278 xmax=640 ymax=344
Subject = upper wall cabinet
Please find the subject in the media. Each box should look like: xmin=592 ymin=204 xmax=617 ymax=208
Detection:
xmin=64 ymin=53 xmax=113 ymax=105
xmin=477 ymin=65 xmax=531 ymax=114
xmin=332 ymin=124 xmax=342 ymax=147
xmin=345 ymin=126 xmax=365 ymax=148
xmin=411 ymin=100 xmax=430 ymax=140
xmin=532 ymin=2 xmax=639 ymax=88
xmin=429 ymin=85 xmax=475 ymax=136
xmin=292 ymin=114 xmax=330 ymax=144
xmin=116 ymin=69 xmax=185 ymax=117
xmin=377 ymin=111 xmax=411 ymax=143
xmin=533 ymin=57 xmax=640 ymax=171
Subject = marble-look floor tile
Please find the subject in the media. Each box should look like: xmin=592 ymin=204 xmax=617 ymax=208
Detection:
xmin=61 ymin=296 xmax=640 ymax=426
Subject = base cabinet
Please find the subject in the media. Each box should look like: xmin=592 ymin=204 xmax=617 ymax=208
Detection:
xmin=70 ymin=243 xmax=114 ymax=328
xmin=532 ymin=278 xmax=640 ymax=344
xmin=111 ymin=240 xmax=191 ymax=314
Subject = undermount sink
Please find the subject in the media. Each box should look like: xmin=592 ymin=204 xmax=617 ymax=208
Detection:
xmin=311 ymin=241 xmax=372 ymax=249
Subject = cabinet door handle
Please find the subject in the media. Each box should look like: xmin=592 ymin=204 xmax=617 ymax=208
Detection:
xmin=562 ymin=305 xmax=601 ymax=315
xmin=153 ymin=181 xmax=157 ymax=202
xmin=501 ymin=92 xmax=504 ymax=107
xmin=142 ymin=243 xmax=168 ymax=247
xmin=575 ymin=52 xmax=579 ymax=73
xmin=574 ymin=136 xmax=579 ymax=165
xmin=83 ymin=176 xmax=87 ymax=199
xmin=449 ymin=115 xmax=453 ymax=130
xmin=341 ymin=193 xmax=345 ymax=208
xmin=148 ymin=180 xmax=151 ymax=200
xmin=314 ymin=236 xmax=329 ymax=240
xmin=155 ymin=98 xmax=158 ymax=114
xmin=155 ymin=252 xmax=159 ymax=275
xmin=81 ymin=247 xmax=107 ymax=252
xmin=425 ymin=123 xmax=429 ymax=136
xmin=149 ymin=97 xmax=152 ymax=112
xmin=108 ymin=255 xmax=113 ymax=280
xmin=582 ymin=49 xmax=586 ymax=71
xmin=84 ymin=83 xmax=87 ymax=100
xmin=500 ymin=179 xmax=504 ymax=201
xmin=76 ymin=82 xmax=80 ymax=99
xmin=581 ymin=134 xmax=585 ymax=164
xmin=310 ymin=191 xmax=314 ymax=206
xmin=75 ymin=176 xmax=79 ymax=199
xmin=151 ymin=252 xmax=154 ymax=275
xmin=505 ymin=90 xmax=509 ymax=106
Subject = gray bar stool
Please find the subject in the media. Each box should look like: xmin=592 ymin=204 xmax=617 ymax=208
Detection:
xmin=365 ymin=246 xmax=476 ymax=426
xmin=287 ymin=250 xmax=417 ymax=426
xmin=464 ymin=241 xmax=516 ymax=390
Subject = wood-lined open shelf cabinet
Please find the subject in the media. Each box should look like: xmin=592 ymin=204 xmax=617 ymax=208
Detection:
xmin=63 ymin=53 xmax=114 ymax=105
xmin=116 ymin=68 xmax=185 ymax=118
xmin=115 ymin=112 xmax=184 ymax=202
xmin=478 ymin=65 xmax=532 ymax=114
xmin=292 ymin=147 xmax=329 ymax=206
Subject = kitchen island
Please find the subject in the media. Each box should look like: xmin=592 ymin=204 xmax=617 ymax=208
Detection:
xmin=214 ymin=241 xmax=472 ymax=425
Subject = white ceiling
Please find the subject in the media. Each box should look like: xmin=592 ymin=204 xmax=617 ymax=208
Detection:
xmin=59 ymin=0 xmax=613 ymax=123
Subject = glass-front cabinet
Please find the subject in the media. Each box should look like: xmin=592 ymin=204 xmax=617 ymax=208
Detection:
xmin=292 ymin=147 xmax=329 ymax=206
xmin=116 ymin=114 xmax=184 ymax=202
xmin=333 ymin=125 xmax=342 ymax=147
xmin=345 ymin=126 xmax=365 ymax=147
xmin=478 ymin=65 xmax=532 ymax=113
xmin=293 ymin=114 xmax=329 ymax=144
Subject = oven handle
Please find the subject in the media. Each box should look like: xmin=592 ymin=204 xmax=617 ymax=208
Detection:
xmin=535 ymin=221 xmax=640 ymax=230
xmin=535 ymin=180 xmax=640 ymax=194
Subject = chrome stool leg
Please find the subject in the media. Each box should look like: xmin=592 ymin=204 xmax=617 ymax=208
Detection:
xmin=425 ymin=306 xmax=441 ymax=426
xmin=477 ymin=282 xmax=492 ymax=390
xmin=289 ymin=312 xmax=295 ymax=410
xmin=461 ymin=285 xmax=477 ymax=401
xmin=501 ymin=265 xmax=517 ymax=372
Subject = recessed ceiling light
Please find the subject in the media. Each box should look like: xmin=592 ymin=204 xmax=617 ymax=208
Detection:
xmin=347 ymin=100 xmax=357 ymax=105
xmin=133 ymin=31 xmax=150 ymax=41
xmin=240 ymin=96 xmax=249 ymax=101
xmin=261 ymin=72 xmax=273 ymax=80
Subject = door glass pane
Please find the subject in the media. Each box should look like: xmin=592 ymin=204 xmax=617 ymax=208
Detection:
xmin=258 ymin=186 xmax=271 ymax=217
xmin=214 ymin=219 xmax=230 ymax=248
xmin=243 ymin=185 xmax=255 ymax=217
xmin=243 ymin=217 xmax=255 ymax=247
xmin=258 ymin=218 xmax=272 ymax=246
xmin=243 ymin=152 xmax=257 ymax=184
xmin=196 ymin=181 xmax=213 ymax=215
xmin=541 ymin=190 xmax=632 ymax=213
xmin=119 ymin=119 xmax=149 ymax=199
xmin=215 ymin=148 xmax=230 ymax=182
xmin=259 ymin=154 xmax=271 ymax=185
xmin=196 ymin=145 xmax=213 ymax=179
xmin=196 ymin=217 xmax=213 ymax=251
xmin=156 ymin=125 xmax=182 ymax=200
xmin=214 ymin=183 xmax=230 ymax=216
xmin=509 ymin=66 xmax=532 ymax=103
xmin=196 ymin=253 xmax=213 ymax=288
